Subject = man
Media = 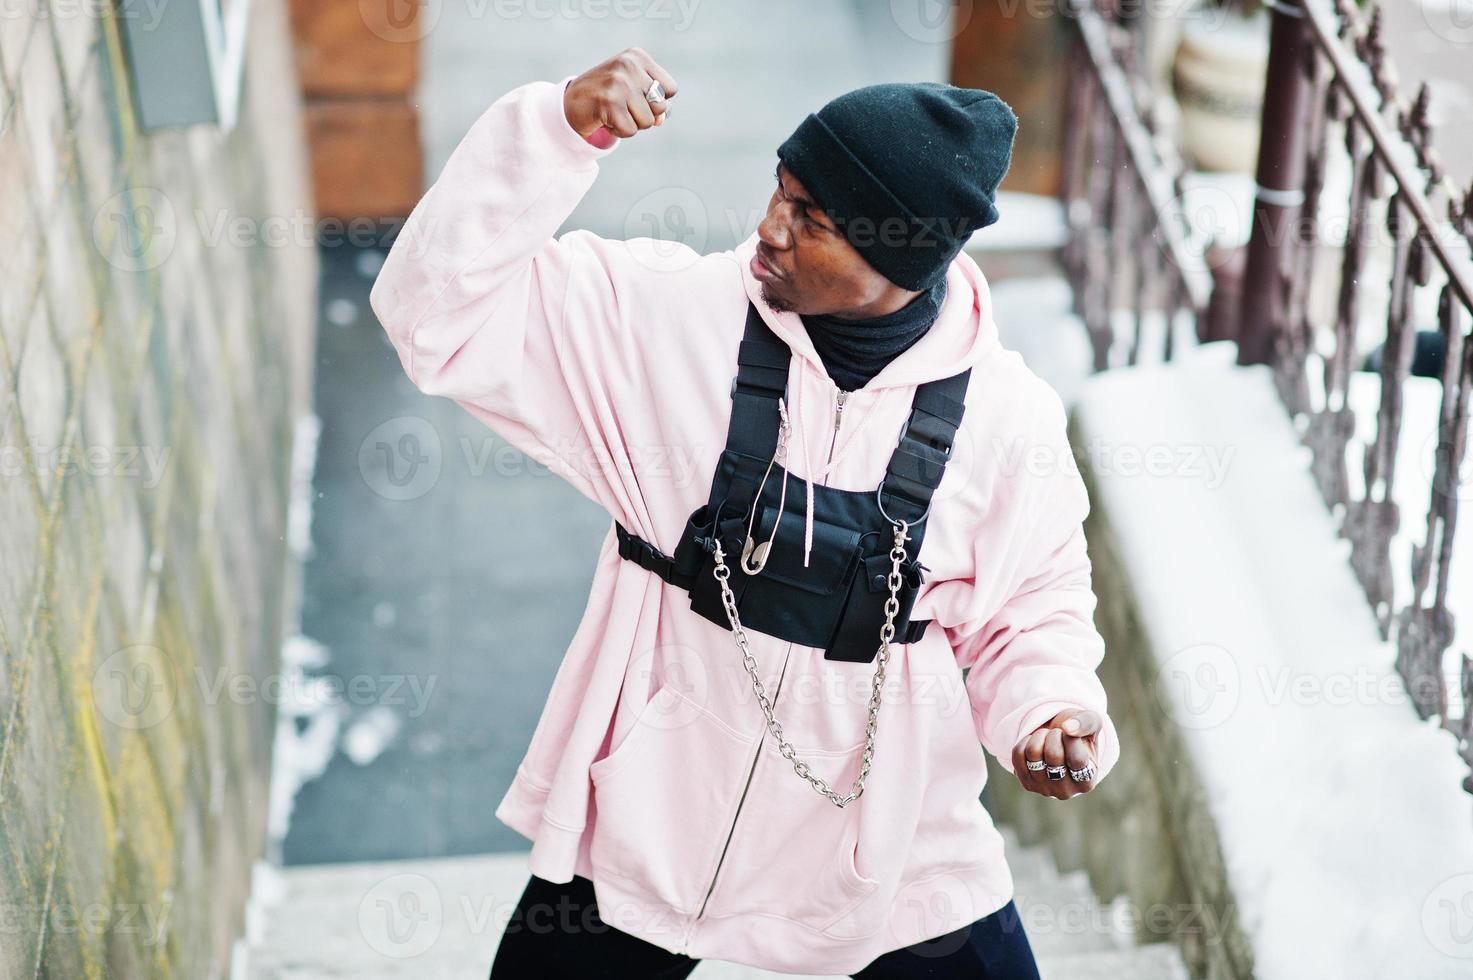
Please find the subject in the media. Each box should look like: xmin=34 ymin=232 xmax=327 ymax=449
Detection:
xmin=370 ymin=48 xmax=1118 ymax=979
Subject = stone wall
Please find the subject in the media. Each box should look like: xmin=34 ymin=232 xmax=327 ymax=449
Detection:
xmin=0 ymin=1 xmax=316 ymax=977
xmin=984 ymin=410 xmax=1255 ymax=980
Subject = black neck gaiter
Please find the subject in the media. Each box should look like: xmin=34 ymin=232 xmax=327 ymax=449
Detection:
xmin=799 ymin=277 xmax=947 ymax=392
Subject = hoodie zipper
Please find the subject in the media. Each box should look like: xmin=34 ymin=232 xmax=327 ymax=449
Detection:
xmin=684 ymin=640 xmax=795 ymax=949
xmin=823 ymin=389 xmax=849 ymax=488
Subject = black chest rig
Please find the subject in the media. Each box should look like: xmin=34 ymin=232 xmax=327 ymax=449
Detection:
xmin=615 ymin=302 xmax=970 ymax=663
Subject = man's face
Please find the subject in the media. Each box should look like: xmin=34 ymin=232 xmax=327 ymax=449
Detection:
xmin=752 ymin=162 xmax=919 ymax=319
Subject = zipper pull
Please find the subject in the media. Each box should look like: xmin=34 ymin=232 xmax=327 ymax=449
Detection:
xmin=834 ymin=390 xmax=848 ymax=432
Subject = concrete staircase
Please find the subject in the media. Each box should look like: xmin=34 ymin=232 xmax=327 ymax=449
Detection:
xmin=237 ymin=826 xmax=1189 ymax=979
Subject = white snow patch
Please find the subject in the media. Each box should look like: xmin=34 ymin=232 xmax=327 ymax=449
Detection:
xmin=286 ymin=413 xmax=321 ymax=563
xmin=266 ymin=634 xmax=348 ymax=847
xmin=1077 ymin=342 xmax=1473 ymax=978
xmin=967 ymin=191 xmax=1067 ymax=252
xmin=342 ymin=704 xmax=403 ymax=767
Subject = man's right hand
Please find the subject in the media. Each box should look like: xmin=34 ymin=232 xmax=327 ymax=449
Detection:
xmin=564 ymin=48 xmax=679 ymax=140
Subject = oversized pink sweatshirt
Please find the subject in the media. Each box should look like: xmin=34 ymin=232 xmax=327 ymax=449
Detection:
xmin=369 ymin=74 xmax=1121 ymax=975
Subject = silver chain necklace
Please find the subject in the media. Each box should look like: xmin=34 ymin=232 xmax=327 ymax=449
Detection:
xmin=708 ymin=520 xmax=911 ymax=809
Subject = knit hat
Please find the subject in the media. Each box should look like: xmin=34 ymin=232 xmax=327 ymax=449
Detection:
xmin=776 ymin=82 xmax=1018 ymax=291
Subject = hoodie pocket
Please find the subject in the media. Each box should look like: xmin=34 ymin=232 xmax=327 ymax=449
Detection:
xmin=700 ymin=737 xmax=885 ymax=937
xmin=588 ymin=684 xmax=758 ymax=910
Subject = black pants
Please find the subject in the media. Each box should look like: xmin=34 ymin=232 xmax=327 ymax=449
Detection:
xmin=490 ymin=873 xmax=1042 ymax=979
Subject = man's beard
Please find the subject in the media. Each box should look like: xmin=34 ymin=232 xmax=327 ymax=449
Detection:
xmin=759 ymin=282 xmax=792 ymax=314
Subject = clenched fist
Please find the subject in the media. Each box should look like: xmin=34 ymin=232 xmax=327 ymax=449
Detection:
xmin=1012 ymin=708 xmax=1102 ymax=800
xmin=564 ymin=48 xmax=679 ymax=141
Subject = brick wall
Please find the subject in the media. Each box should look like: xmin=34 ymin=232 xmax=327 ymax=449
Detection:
xmin=0 ymin=1 xmax=316 ymax=977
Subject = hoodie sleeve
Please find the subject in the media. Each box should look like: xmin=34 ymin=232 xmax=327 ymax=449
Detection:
xmin=368 ymin=75 xmax=662 ymax=527
xmin=935 ymin=388 xmax=1122 ymax=784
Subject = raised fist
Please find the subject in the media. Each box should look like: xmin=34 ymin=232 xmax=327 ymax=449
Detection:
xmin=563 ymin=47 xmax=679 ymax=140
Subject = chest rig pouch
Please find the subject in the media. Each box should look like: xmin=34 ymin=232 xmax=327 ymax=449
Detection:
xmin=615 ymin=302 xmax=970 ymax=663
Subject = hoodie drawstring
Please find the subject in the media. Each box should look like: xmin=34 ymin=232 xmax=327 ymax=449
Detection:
xmin=789 ymin=376 xmax=885 ymax=568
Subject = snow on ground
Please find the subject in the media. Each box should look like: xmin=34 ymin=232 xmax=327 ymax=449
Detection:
xmin=1077 ymin=341 xmax=1473 ymax=979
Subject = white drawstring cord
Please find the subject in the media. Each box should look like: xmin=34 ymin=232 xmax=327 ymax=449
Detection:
xmin=790 ymin=376 xmax=887 ymax=567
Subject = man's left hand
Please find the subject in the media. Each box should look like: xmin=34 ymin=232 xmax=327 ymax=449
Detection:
xmin=1011 ymin=708 xmax=1101 ymax=799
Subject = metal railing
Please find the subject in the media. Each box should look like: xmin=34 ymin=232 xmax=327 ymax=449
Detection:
xmin=1060 ymin=0 xmax=1473 ymax=792
xmin=1057 ymin=0 xmax=1213 ymax=371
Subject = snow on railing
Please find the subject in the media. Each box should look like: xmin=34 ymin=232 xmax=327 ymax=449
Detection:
xmin=1061 ymin=0 xmax=1473 ymax=795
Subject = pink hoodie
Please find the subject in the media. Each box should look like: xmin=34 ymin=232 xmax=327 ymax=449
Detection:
xmin=369 ymin=75 xmax=1121 ymax=975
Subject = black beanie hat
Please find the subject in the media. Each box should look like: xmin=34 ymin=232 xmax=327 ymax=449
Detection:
xmin=776 ymin=82 xmax=1018 ymax=291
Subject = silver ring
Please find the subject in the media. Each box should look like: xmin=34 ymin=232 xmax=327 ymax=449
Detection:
xmin=1045 ymin=765 xmax=1067 ymax=781
xmin=1025 ymin=759 xmax=1047 ymax=772
xmin=645 ymin=80 xmax=666 ymax=105
xmin=1069 ymin=762 xmax=1097 ymax=782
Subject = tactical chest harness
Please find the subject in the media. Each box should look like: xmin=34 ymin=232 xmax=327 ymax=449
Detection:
xmin=615 ymin=302 xmax=970 ymax=806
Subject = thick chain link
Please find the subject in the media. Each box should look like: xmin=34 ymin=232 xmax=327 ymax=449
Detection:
xmin=709 ymin=521 xmax=911 ymax=808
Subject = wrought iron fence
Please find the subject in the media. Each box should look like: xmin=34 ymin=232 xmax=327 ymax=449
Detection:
xmin=1059 ymin=0 xmax=1473 ymax=791
xmin=1057 ymin=0 xmax=1213 ymax=371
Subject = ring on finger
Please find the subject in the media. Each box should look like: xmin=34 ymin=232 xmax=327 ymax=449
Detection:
xmin=645 ymin=80 xmax=666 ymax=105
xmin=1045 ymin=765 xmax=1067 ymax=781
xmin=1069 ymin=762 xmax=1096 ymax=783
xmin=1025 ymin=759 xmax=1047 ymax=772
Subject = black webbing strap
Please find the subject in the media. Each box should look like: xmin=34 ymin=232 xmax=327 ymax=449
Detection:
xmin=898 ymin=618 xmax=929 ymax=643
xmin=720 ymin=303 xmax=790 ymax=518
xmin=615 ymin=520 xmax=685 ymax=586
xmin=878 ymin=368 xmax=971 ymax=523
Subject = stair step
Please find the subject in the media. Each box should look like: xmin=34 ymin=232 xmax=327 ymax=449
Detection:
xmin=998 ymin=828 xmax=1066 ymax=889
xmin=240 ymin=837 xmax=1189 ymax=980
xmin=1013 ymin=871 xmax=1134 ymax=957
xmin=1038 ymin=943 xmax=1192 ymax=980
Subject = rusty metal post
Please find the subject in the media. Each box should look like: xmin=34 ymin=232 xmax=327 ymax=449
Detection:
xmin=1237 ymin=0 xmax=1314 ymax=365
